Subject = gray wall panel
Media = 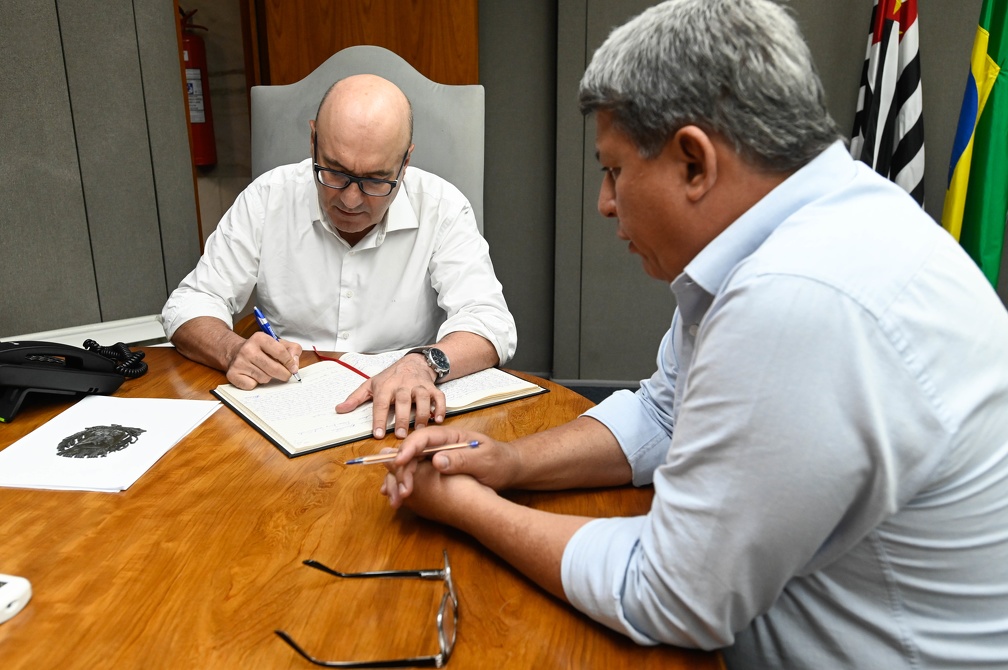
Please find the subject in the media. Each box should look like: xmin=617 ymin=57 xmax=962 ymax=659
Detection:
xmin=552 ymin=0 xmax=588 ymax=380
xmin=58 ymin=0 xmax=167 ymax=320
xmin=576 ymin=0 xmax=673 ymax=382
xmin=556 ymin=0 xmax=992 ymax=385
xmin=555 ymin=0 xmax=672 ymax=382
xmin=479 ymin=0 xmax=558 ymax=376
xmin=0 ymin=0 xmax=99 ymax=337
xmin=915 ymin=0 xmax=983 ymax=222
xmin=133 ymin=0 xmax=202 ymax=293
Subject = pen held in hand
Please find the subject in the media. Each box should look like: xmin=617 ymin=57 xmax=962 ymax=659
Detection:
xmin=345 ymin=440 xmax=480 ymax=465
xmin=253 ymin=305 xmax=302 ymax=383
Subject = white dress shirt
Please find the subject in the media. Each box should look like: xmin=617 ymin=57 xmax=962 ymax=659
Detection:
xmin=161 ymin=159 xmax=517 ymax=362
xmin=562 ymin=143 xmax=1008 ymax=668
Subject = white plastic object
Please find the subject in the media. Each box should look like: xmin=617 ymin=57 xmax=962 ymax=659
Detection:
xmin=0 ymin=574 xmax=31 ymax=623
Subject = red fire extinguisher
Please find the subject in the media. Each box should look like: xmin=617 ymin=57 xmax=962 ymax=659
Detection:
xmin=180 ymin=8 xmax=217 ymax=167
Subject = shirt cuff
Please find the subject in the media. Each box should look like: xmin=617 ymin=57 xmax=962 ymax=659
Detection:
xmin=583 ymin=390 xmax=671 ymax=486
xmin=437 ymin=313 xmax=517 ymax=366
xmin=562 ymin=516 xmax=659 ymax=646
xmin=160 ymin=288 xmax=235 ymax=340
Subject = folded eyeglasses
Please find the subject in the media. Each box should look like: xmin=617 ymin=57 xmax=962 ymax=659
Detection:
xmin=276 ymin=549 xmax=457 ymax=668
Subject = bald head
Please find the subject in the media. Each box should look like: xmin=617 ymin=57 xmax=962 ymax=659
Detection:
xmin=314 ymin=74 xmax=413 ymax=155
xmin=309 ymin=74 xmax=416 ymax=245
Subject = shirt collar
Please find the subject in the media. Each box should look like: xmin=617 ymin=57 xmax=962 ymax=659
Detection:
xmin=311 ymin=167 xmax=420 ymax=247
xmin=384 ymin=167 xmax=420 ymax=233
xmin=680 ymin=141 xmax=856 ymax=298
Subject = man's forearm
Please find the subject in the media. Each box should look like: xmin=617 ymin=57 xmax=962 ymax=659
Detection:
xmin=171 ymin=316 xmax=246 ymax=372
xmin=432 ymin=331 xmax=499 ymax=382
xmin=455 ymin=492 xmax=592 ymax=600
xmin=509 ymin=416 xmax=633 ymax=491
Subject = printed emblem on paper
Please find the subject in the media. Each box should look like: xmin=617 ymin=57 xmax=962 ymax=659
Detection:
xmin=57 ymin=424 xmax=146 ymax=459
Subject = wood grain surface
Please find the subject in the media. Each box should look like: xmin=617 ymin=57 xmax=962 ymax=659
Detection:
xmin=254 ymin=0 xmax=479 ymax=86
xmin=0 ymin=347 xmax=722 ymax=669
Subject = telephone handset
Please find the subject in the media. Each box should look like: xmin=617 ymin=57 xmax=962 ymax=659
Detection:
xmin=0 ymin=341 xmax=128 ymax=422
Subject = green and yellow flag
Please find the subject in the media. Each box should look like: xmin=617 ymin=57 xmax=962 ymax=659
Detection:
xmin=942 ymin=0 xmax=1008 ymax=286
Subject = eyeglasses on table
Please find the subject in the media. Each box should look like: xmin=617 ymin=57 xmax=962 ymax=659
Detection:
xmin=275 ymin=549 xmax=457 ymax=668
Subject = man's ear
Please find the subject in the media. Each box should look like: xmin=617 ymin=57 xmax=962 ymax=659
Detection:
xmin=669 ymin=125 xmax=718 ymax=202
xmin=309 ymin=120 xmax=317 ymax=154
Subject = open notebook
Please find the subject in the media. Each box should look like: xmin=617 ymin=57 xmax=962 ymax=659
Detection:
xmin=212 ymin=350 xmax=547 ymax=457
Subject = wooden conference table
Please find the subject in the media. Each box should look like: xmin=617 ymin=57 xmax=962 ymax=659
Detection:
xmin=0 ymin=347 xmax=722 ymax=669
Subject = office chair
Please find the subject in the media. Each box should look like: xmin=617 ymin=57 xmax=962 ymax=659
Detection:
xmin=250 ymin=45 xmax=486 ymax=231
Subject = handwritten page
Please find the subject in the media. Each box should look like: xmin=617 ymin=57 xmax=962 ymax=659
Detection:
xmin=339 ymin=350 xmax=403 ymax=377
xmin=214 ymin=357 xmax=546 ymax=457
xmin=0 ymin=395 xmax=220 ymax=492
xmin=340 ymin=350 xmax=545 ymax=408
xmin=440 ymin=367 xmax=543 ymax=408
xmin=224 ymin=363 xmax=376 ymax=452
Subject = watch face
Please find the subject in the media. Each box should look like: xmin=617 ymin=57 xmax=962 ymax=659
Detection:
xmin=428 ymin=348 xmax=450 ymax=375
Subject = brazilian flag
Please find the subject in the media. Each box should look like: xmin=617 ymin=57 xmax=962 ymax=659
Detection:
xmin=942 ymin=0 xmax=1008 ymax=287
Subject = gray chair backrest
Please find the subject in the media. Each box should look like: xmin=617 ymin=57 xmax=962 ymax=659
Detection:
xmin=250 ymin=45 xmax=485 ymax=231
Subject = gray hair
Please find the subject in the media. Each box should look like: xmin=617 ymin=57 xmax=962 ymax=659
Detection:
xmin=579 ymin=0 xmax=841 ymax=171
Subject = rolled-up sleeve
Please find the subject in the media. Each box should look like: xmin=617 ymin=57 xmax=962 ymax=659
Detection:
xmin=160 ymin=186 xmax=263 ymax=338
xmin=583 ymin=325 xmax=679 ymax=485
xmin=562 ymin=516 xmax=660 ymax=645
xmin=428 ymin=201 xmax=517 ymax=364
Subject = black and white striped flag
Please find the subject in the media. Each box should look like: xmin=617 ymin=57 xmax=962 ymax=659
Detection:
xmin=850 ymin=0 xmax=925 ymax=205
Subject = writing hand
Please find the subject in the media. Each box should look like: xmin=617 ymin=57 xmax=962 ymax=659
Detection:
xmin=226 ymin=332 xmax=302 ymax=390
xmin=335 ymin=354 xmax=447 ymax=439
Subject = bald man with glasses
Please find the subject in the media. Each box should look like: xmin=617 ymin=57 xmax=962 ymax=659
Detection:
xmin=162 ymin=74 xmax=516 ymax=440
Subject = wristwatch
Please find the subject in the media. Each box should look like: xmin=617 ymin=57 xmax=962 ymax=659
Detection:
xmin=405 ymin=347 xmax=451 ymax=382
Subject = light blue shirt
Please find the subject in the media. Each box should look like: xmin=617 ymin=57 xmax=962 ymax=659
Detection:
xmin=563 ymin=142 xmax=1008 ymax=668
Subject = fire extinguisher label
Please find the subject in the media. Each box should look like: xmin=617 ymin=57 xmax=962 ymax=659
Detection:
xmin=185 ymin=68 xmax=206 ymax=123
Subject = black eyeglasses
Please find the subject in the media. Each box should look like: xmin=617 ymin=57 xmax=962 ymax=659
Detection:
xmin=313 ymin=142 xmax=408 ymax=197
xmin=276 ymin=549 xmax=458 ymax=668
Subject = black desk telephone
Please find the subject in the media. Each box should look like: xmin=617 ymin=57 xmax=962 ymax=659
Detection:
xmin=0 ymin=340 xmax=144 ymax=422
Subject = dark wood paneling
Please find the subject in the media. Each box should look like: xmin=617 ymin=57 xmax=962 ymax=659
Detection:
xmin=251 ymin=0 xmax=479 ymax=86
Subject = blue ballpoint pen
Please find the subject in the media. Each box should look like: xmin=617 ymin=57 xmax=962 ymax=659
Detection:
xmin=253 ymin=306 xmax=302 ymax=382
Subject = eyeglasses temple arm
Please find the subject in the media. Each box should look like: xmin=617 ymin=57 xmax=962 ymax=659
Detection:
xmin=303 ymin=559 xmax=442 ymax=580
xmin=275 ymin=630 xmax=442 ymax=668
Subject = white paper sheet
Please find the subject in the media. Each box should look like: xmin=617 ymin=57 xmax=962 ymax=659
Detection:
xmin=0 ymin=395 xmax=220 ymax=492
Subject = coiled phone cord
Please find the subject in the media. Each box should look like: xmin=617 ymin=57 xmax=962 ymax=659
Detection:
xmin=83 ymin=340 xmax=149 ymax=379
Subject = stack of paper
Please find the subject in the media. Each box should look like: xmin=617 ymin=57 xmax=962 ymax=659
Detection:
xmin=0 ymin=395 xmax=220 ymax=492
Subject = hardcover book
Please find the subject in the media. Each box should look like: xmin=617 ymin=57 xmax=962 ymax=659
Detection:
xmin=212 ymin=351 xmax=547 ymax=457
